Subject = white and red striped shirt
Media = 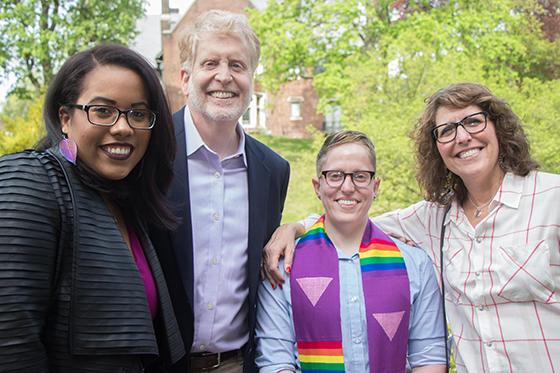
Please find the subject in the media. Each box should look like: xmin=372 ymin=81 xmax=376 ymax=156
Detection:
xmin=375 ymin=170 xmax=560 ymax=373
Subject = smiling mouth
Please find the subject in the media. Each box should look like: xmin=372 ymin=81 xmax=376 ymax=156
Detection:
xmin=209 ymin=91 xmax=236 ymax=99
xmin=101 ymin=144 xmax=133 ymax=160
xmin=457 ymin=148 xmax=481 ymax=159
xmin=337 ymin=199 xmax=358 ymax=207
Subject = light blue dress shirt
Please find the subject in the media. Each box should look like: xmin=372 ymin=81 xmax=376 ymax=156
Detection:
xmin=184 ymin=108 xmax=250 ymax=353
xmin=255 ymin=239 xmax=446 ymax=373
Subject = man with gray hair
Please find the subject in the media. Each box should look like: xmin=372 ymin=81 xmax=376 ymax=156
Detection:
xmin=151 ymin=9 xmax=290 ymax=373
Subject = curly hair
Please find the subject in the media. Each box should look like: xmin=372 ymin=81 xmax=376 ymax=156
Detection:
xmin=412 ymin=83 xmax=539 ymax=205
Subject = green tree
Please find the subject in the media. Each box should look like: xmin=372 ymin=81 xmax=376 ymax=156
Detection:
xmin=249 ymin=0 xmax=403 ymax=91
xmin=251 ymin=0 xmax=560 ymax=215
xmin=0 ymin=0 xmax=145 ymax=98
xmin=0 ymin=94 xmax=44 ymax=155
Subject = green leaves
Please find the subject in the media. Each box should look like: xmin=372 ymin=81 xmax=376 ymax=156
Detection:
xmin=252 ymin=0 xmax=560 ymax=212
xmin=0 ymin=0 xmax=145 ymax=97
xmin=0 ymin=94 xmax=45 ymax=155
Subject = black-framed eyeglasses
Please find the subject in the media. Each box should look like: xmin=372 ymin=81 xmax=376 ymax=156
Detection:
xmin=321 ymin=170 xmax=376 ymax=188
xmin=432 ymin=111 xmax=488 ymax=143
xmin=65 ymin=104 xmax=156 ymax=130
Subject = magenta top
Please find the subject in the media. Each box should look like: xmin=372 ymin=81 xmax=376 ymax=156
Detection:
xmin=128 ymin=226 xmax=158 ymax=318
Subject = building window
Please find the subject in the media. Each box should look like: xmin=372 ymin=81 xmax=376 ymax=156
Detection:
xmin=241 ymin=93 xmax=267 ymax=130
xmin=288 ymin=96 xmax=304 ymax=121
xmin=324 ymin=105 xmax=342 ymax=132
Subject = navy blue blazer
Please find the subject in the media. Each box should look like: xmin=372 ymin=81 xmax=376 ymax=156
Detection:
xmin=151 ymin=107 xmax=290 ymax=373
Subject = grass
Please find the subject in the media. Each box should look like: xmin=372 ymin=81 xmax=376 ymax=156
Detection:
xmin=252 ymin=134 xmax=322 ymax=224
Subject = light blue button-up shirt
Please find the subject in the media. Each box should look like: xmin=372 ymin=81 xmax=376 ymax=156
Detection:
xmin=255 ymin=239 xmax=446 ymax=372
xmin=184 ymin=108 xmax=250 ymax=353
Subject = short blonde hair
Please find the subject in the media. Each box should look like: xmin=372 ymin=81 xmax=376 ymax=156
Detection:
xmin=179 ymin=10 xmax=260 ymax=73
xmin=316 ymin=130 xmax=376 ymax=177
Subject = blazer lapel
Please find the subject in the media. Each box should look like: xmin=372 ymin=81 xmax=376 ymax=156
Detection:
xmin=168 ymin=108 xmax=195 ymax=305
xmin=245 ymin=137 xmax=271 ymax=308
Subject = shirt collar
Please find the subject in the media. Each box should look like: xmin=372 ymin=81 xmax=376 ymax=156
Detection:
xmin=183 ymin=106 xmax=247 ymax=166
xmin=495 ymin=172 xmax=523 ymax=209
xmin=446 ymin=171 xmax=521 ymax=226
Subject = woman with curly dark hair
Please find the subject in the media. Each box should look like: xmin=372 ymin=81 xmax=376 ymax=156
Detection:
xmin=413 ymin=83 xmax=539 ymax=206
xmin=379 ymin=84 xmax=560 ymax=372
xmin=264 ymin=83 xmax=560 ymax=373
xmin=0 ymin=44 xmax=185 ymax=372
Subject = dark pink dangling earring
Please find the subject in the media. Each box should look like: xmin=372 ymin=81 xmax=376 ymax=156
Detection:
xmin=59 ymin=134 xmax=77 ymax=165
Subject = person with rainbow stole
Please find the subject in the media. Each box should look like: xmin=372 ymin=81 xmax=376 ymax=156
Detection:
xmin=255 ymin=131 xmax=447 ymax=373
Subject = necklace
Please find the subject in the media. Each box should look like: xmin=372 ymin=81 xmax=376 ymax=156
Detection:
xmin=467 ymin=194 xmax=493 ymax=218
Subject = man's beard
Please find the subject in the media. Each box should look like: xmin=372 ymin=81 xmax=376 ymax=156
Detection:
xmin=187 ymin=80 xmax=252 ymax=123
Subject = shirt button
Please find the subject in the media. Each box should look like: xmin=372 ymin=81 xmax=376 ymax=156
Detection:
xmin=212 ymin=257 xmax=219 ymax=265
xmin=212 ymin=212 xmax=220 ymax=221
xmin=486 ymin=342 xmax=493 ymax=348
xmin=475 ymin=272 xmax=481 ymax=277
xmin=476 ymin=237 xmax=483 ymax=243
xmin=207 ymin=303 xmax=214 ymax=310
xmin=478 ymin=305 xmax=485 ymax=311
xmin=354 ymin=337 xmax=361 ymax=344
xmin=200 ymin=344 xmax=205 ymax=351
xmin=351 ymin=296 xmax=358 ymax=303
xmin=214 ymin=171 xmax=221 ymax=178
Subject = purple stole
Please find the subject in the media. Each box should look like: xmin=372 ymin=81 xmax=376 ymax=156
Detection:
xmin=291 ymin=216 xmax=410 ymax=373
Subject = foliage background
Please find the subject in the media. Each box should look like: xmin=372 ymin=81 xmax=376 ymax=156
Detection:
xmin=0 ymin=0 xmax=145 ymax=98
xmin=249 ymin=0 xmax=560 ymax=224
xmin=0 ymin=0 xmax=558 ymax=224
xmin=0 ymin=0 xmax=146 ymax=152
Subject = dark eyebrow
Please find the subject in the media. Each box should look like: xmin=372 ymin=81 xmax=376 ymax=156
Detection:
xmin=436 ymin=112 xmax=484 ymax=127
xmin=87 ymin=96 xmax=149 ymax=108
xmin=87 ymin=96 xmax=116 ymax=105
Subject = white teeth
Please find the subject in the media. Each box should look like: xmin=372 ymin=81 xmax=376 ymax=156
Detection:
xmin=210 ymin=91 xmax=235 ymax=98
xmin=458 ymin=148 xmax=479 ymax=159
xmin=338 ymin=199 xmax=356 ymax=205
xmin=105 ymin=146 xmax=131 ymax=155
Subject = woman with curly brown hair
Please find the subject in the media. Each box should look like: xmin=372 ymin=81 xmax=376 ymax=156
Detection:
xmin=413 ymin=83 xmax=539 ymax=207
xmin=263 ymin=83 xmax=560 ymax=372
xmin=377 ymin=83 xmax=560 ymax=372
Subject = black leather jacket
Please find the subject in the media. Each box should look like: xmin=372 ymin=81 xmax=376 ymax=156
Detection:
xmin=0 ymin=149 xmax=185 ymax=372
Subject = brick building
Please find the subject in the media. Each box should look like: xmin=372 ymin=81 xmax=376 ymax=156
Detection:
xmin=158 ymin=0 xmax=334 ymax=138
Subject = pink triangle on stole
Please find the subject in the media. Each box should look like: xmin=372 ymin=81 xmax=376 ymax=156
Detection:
xmin=372 ymin=311 xmax=405 ymax=341
xmin=296 ymin=277 xmax=333 ymax=307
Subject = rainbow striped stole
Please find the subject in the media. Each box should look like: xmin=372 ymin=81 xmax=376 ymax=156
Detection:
xmin=298 ymin=218 xmax=329 ymax=243
xmin=293 ymin=217 xmax=345 ymax=372
xmin=359 ymin=236 xmax=406 ymax=273
xmin=298 ymin=341 xmax=345 ymax=372
xmin=292 ymin=215 xmax=411 ymax=373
